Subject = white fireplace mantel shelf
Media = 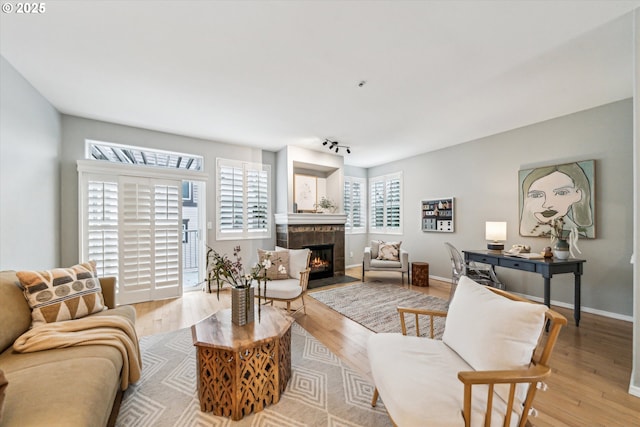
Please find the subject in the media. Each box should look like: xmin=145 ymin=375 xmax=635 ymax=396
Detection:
xmin=274 ymin=213 xmax=347 ymax=225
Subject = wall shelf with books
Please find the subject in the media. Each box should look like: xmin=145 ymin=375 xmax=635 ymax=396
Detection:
xmin=421 ymin=197 xmax=454 ymax=232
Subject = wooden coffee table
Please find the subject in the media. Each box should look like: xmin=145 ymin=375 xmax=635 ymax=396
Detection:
xmin=191 ymin=306 xmax=294 ymax=420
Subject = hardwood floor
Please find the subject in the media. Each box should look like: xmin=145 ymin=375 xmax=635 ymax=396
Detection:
xmin=132 ymin=268 xmax=640 ymax=426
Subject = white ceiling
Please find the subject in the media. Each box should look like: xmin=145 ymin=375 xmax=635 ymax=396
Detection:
xmin=1 ymin=1 xmax=638 ymax=168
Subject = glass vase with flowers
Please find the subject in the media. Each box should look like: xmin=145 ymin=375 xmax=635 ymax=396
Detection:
xmin=205 ymin=246 xmax=285 ymax=324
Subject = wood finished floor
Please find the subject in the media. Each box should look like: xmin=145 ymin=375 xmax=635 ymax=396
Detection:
xmin=132 ymin=268 xmax=640 ymax=427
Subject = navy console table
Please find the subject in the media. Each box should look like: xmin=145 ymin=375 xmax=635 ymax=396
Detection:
xmin=463 ymin=250 xmax=586 ymax=326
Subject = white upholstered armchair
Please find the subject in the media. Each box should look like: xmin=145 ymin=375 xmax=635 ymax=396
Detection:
xmin=363 ymin=240 xmax=409 ymax=284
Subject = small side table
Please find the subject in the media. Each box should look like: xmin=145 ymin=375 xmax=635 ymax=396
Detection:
xmin=191 ymin=306 xmax=293 ymax=420
xmin=411 ymin=262 xmax=430 ymax=287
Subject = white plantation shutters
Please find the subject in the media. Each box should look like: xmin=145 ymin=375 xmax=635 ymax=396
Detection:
xmin=369 ymin=172 xmax=403 ymax=234
xmin=386 ymin=178 xmax=401 ymax=229
xmin=87 ymin=179 xmax=119 ymax=276
xmin=120 ymin=178 xmax=153 ymax=299
xmin=216 ymin=159 xmax=271 ymax=239
xmin=370 ymin=179 xmax=386 ymax=230
xmin=218 ymin=165 xmax=244 ymax=233
xmin=344 ymin=177 xmax=366 ymax=233
xmin=80 ymin=172 xmax=183 ymax=305
xmin=118 ymin=177 xmax=182 ymax=304
xmin=247 ymin=168 xmax=268 ymax=233
xmin=153 ymin=184 xmax=181 ymax=290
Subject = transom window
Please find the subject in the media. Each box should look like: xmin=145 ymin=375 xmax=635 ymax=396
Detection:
xmin=86 ymin=140 xmax=203 ymax=171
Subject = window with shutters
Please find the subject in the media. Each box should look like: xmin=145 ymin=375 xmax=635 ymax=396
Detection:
xmin=87 ymin=179 xmax=119 ymax=277
xmin=344 ymin=176 xmax=366 ymax=234
xmin=369 ymin=172 xmax=403 ymax=234
xmin=216 ymin=158 xmax=271 ymax=240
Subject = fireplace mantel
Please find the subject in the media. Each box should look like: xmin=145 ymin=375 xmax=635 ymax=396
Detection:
xmin=274 ymin=213 xmax=347 ymax=225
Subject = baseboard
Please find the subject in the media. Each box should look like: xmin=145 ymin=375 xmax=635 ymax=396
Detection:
xmin=430 ymin=274 xmax=453 ymax=283
xmin=629 ymin=381 xmax=640 ymax=398
xmin=346 ymin=263 xmax=361 ymax=270
xmin=425 ymin=275 xmax=633 ymax=322
xmin=509 ymin=292 xmax=633 ymax=322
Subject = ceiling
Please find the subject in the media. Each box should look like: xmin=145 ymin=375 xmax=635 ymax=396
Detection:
xmin=1 ymin=1 xmax=639 ymax=168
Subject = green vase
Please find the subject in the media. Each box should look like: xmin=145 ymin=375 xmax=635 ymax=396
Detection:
xmin=553 ymin=239 xmax=570 ymax=260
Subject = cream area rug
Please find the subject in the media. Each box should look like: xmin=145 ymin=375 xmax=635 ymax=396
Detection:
xmin=116 ymin=322 xmax=392 ymax=427
xmin=309 ymin=282 xmax=449 ymax=339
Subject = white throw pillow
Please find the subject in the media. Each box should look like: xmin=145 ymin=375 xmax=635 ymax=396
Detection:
xmin=442 ymin=276 xmax=546 ymax=407
xmin=276 ymin=246 xmax=310 ymax=279
xmin=443 ymin=276 xmax=546 ymax=372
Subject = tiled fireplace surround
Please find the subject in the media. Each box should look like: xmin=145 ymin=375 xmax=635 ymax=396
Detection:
xmin=275 ymin=224 xmax=345 ymax=277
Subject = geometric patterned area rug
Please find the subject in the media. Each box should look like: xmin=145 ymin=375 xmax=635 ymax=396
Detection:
xmin=309 ymin=282 xmax=449 ymax=339
xmin=116 ymin=322 xmax=392 ymax=426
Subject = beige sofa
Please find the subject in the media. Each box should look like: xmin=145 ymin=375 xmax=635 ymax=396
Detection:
xmin=0 ymin=270 xmax=136 ymax=427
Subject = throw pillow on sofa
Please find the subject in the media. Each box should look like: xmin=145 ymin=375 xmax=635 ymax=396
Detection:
xmin=258 ymin=249 xmax=290 ymax=280
xmin=16 ymin=261 xmax=107 ymax=327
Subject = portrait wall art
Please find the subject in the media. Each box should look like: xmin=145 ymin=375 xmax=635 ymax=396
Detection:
xmin=519 ymin=160 xmax=595 ymax=239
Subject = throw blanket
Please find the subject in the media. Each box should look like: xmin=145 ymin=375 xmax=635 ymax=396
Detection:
xmin=13 ymin=314 xmax=141 ymax=390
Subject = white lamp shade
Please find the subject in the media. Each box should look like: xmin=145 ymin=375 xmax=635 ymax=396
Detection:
xmin=486 ymin=221 xmax=507 ymax=242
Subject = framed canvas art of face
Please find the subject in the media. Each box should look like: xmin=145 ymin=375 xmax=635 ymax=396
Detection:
xmin=519 ymin=160 xmax=595 ymax=238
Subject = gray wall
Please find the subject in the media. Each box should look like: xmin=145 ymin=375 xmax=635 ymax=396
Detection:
xmin=0 ymin=56 xmax=61 ymax=270
xmin=365 ymin=99 xmax=633 ymax=317
xmin=60 ymin=115 xmax=276 ymax=267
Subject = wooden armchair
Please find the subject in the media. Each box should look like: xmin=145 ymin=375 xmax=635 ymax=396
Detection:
xmin=257 ymin=247 xmax=311 ymax=315
xmin=368 ymin=276 xmax=567 ymax=427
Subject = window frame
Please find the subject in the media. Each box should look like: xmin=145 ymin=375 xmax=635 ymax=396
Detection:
xmin=369 ymin=171 xmax=403 ymax=235
xmin=344 ymin=176 xmax=367 ymax=234
xmin=216 ymin=158 xmax=271 ymax=241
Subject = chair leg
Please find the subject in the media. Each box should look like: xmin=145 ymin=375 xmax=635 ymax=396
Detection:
xmin=301 ymin=295 xmax=306 ymax=314
xmin=286 ymin=301 xmax=291 ymax=312
xmin=362 ymin=262 xmax=365 ymax=281
xmin=371 ymin=387 xmax=379 ymax=407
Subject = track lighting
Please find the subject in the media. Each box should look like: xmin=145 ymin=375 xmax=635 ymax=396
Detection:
xmin=321 ymin=139 xmax=351 ymax=155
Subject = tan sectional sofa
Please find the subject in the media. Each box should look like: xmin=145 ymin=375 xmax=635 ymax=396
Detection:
xmin=0 ymin=271 xmax=136 ymax=427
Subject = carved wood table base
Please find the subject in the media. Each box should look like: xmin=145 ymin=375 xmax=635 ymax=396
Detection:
xmin=191 ymin=306 xmax=293 ymax=420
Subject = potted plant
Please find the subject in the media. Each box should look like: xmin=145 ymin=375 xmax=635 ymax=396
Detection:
xmin=549 ymin=217 xmax=581 ymax=259
xmin=205 ymin=246 xmax=285 ymax=324
xmin=314 ymin=197 xmax=337 ymax=213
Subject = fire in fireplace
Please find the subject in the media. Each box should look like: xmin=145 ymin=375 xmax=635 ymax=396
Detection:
xmin=303 ymin=244 xmax=334 ymax=280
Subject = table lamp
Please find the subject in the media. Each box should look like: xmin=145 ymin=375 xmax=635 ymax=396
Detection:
xmin=486 ymin=221 xmax=507 ymax=251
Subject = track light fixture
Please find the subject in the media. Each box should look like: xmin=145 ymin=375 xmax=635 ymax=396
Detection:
xmin=322 ymin=139 xmax=351 ymax=155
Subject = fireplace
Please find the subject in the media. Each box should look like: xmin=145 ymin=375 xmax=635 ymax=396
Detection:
xmin=304 ymin=244 xmax=334 ymax=280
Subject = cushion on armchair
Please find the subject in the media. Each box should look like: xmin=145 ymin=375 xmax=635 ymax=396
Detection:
xmin=276 ymin=246 xmax=310 ymax=279
xmin=442 ymin=275 xmax=546 ymax=405
xmin=377 ymin=241 xmax=402 ymax=261
xmin=370 ymin=240 xmax=382 ymax=259
xmin=258 ymin=249 xmax=289 ymax=280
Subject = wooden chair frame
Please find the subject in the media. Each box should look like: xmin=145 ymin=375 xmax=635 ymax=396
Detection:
xmin=371 ymin=287 xmax=567 ymax=427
